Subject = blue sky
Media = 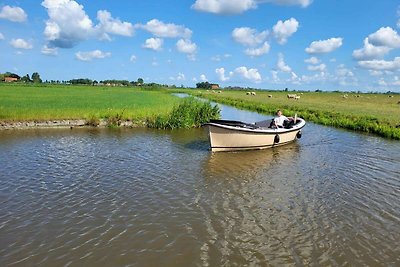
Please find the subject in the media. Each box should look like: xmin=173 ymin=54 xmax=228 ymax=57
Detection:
xmin=1 ymin=0 xmax=400 ymax=92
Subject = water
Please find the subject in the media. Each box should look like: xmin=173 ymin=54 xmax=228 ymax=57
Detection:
xmin=0 ymin=105 xmax=399 ymax=266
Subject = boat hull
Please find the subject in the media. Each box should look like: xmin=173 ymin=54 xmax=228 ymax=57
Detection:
xmin=204 ymin=119 xmax=305 ymax=152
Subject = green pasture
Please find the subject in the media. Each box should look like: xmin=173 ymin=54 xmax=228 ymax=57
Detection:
xmin=0 ymin=83 xmax=180 ymax=122
xmin=188 ymin=90 xmax=400 ymax=139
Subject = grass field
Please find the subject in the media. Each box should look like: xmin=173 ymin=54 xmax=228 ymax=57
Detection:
xmin=0 ymin=83 xmax=181 ymax=122
xmin=186 ymin=89 xmax=400 ymax=139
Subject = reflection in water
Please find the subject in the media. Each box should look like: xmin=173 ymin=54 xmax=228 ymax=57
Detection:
xmin=0 ymin=121 xmax=399 ymax=266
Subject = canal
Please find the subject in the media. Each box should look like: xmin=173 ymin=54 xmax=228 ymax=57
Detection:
xmin=0 ymin=103 xmax=399 ymax=266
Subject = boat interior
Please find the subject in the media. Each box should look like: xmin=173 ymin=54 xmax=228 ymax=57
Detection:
xmin=209 ymin=119 xmax=302 ymax=130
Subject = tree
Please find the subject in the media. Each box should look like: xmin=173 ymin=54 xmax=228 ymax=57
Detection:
xmin=196 ymin=81 xmax=211 ymax=89
xmin=21 ymin=74 xmax=31 ymax=83
xmin=137 ymin=78 xmax=144 ymax=85
xmin=32 ymin=72 xmax=42 ymax=83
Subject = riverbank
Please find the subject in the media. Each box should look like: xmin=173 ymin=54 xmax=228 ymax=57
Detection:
xmin=185 ymin=89 xmax=400 ymax=140
xmin=0 ymin=119 xmax=145 ymax=130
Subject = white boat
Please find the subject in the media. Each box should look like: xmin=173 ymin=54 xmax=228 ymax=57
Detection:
xmin=203 ymin=118 xmax=306 ymax=152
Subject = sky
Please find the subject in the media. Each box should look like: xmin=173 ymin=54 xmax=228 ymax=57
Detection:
xmin=1 ymin=0 xmax=400 ymax=92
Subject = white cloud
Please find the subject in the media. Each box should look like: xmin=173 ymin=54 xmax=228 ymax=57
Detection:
xmin=75 ymin=50 xmax=111 ymax=61
xmin=0 ymin=5 xmax=27 ymax=22
xmin=41 ymin=45 xmax=58 ymax=56
xmin=130 ymin=55 xmax=137 ymax=62
xmin=0 ymin=32 xmax=4 ymax=40
xmin=143 ymin=38 xmax=163 ymax=51
xmin=216 ymin=67 xmax=231 ymax=81
xmin=304 ymin=56 xmax=320 ymax=64
xmin=96 ymin=10 xmax=134 ymax=40
xmin=191 ymin=0 xmax=312 ymax=14
xmin=211 ymin=54 xmax=231 ymax=61
xmin=244 ymin=42 xmax=270 ymax=57
xmin=232 ymin=27 xmax=268 ymax=46
xmin=42 ymin=0 xmax=94 ymax=48
xmin=277 ymin=53 xmax=291 ymax=72
xmin=271 ymin=70 xmax=280 ymax=83
xmin=368 ymin=70 xmax=383 ymax=76
xmin=234 ymin=66 xmax=262 ymax=82
xmin=358 ymin=57 xmax=400 ymax=71
xmin=265 ymin=0 xmax=312 ymax=8
xmin=368 ymin=27 xmax=400 ymax=48
xmin=176 ymin=39 xmax=197 ymax=54
xmin=200 ymin=74 xmax=207 ymax=81
xmin=336 ymin=65 xmax=354 ymax=77
xmin=137 ymin=19 xmax=192 ymax=39
xmin=307 ymin=63 xmax=326 ymax=71
xmin=272 ymin=17 xmax=299 ymax=45
xmin=305 ymin=37 xmax=343 ymax=54
xmin=352 ymin=38 xmax=391 ymax=60
xmin=42 ymin=0 xmax=133 ymax=48
xmin=10 ymin=38 xmax=33 ymax=49
xmin=192 ymin=0 xmax=257 ymax=14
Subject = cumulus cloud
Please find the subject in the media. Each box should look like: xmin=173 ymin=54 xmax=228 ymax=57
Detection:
xmin=305 ymin=37 xmax=343 ymax=54
xmin=143 ymin=38 xmax=163 ymax=51
xmin=136 ymin=19 xmax=192 ymax=39
xmin=368 ymin=27 xmax=400 ymax=48
xmin=232 ymin=27 xmax=268 ymax=46
xmin=357 ymin=57 xmax=400 ymax=71
xmin=10 ymin=38 xmax=33 ymax=49
xmin=176 ymin=39 xmax=197 ymax=54
xmin=42 ymin=0 xmax=133 ymax=48
xmin=130 ymin=55 xmax=137 ymax=62
xmin=244 ymin=42 xmax=270 ymax=57
xmin=191 ymin=0 xmax=312 ymax=14
xmin=170 ymin=73 xmax=186 ymax=81
xmin=41 ymin=45 xmax=58 ymax=56
xmin=96 ymin=10 xmax=134 ymax=40
xmin=192 ymin=0 xmax=257 ymax=14
xmin=75 ymin=50 xmax=111 ymax=61
xmin=200 ymin=74 xmax=207 ymax=81
xmin=234 ymin=66 xmax=262 ymax=82
xmin=216 ymin=67 xmax=231 ymax=81
xmin=277 ymin=53 xmax=291 ymax=72
xmin=304 ymin=56 xmax=320 ymax=64
xmin=272 ymin=18 xmax=299 ymax=44
xmin=0 ymin=5 xmax=27 ymax=22
xmin=352 ymin=38 xmax=391 ymax=60
xmin=307 ymin=63 xmax=326 ymax=71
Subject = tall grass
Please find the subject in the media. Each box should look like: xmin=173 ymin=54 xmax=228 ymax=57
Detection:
xmin=147 ymin=97 xmax=220 ymax=129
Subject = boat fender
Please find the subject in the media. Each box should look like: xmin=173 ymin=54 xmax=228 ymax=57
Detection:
xmin=274 ymin=134 xmax=280 ymax=143
xmin=296 ymin=130 xmax=302 ymax=139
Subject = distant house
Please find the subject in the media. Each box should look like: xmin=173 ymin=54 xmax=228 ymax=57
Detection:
xmin=4 ymin=77 xmax=18 ymax=82
xmin=211 ymin=84 xmax=220 ymax=90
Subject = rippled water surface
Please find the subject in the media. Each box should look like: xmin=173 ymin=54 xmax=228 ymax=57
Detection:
xmin=1 ymin=107 xmax=400 ymax=266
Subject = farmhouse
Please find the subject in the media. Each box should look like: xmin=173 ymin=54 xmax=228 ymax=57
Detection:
xmin=4 ymin=77 xmax=18 ymax=82
xmin=211 ymin=84 xmax=220 ymax=90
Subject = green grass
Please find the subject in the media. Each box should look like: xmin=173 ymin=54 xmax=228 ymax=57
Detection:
xmin=0 ymin=83 xmax=180 ymax=122
xmin=147 ymin=97 xmax=220 ymax=129
xmin=184 ymin=89 xmax=400 ymax=139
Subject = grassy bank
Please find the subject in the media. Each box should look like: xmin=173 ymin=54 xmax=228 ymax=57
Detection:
xmin=187 ymin=90 xmax=400 ymax=140
xmin=0 ymin=83 xmax=180 ymax=124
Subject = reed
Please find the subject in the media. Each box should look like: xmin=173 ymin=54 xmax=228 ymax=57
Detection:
xmin=189 ymin=90 xmax=400 ymax=140
xmin=147 ymin=97 xmax=220 ymax=129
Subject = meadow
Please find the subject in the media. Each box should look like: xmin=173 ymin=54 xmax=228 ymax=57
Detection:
xmin=188 ymin=89 xmax=400 ymax=139
xmin=0 ymin=83 xmax=181 ymax=123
